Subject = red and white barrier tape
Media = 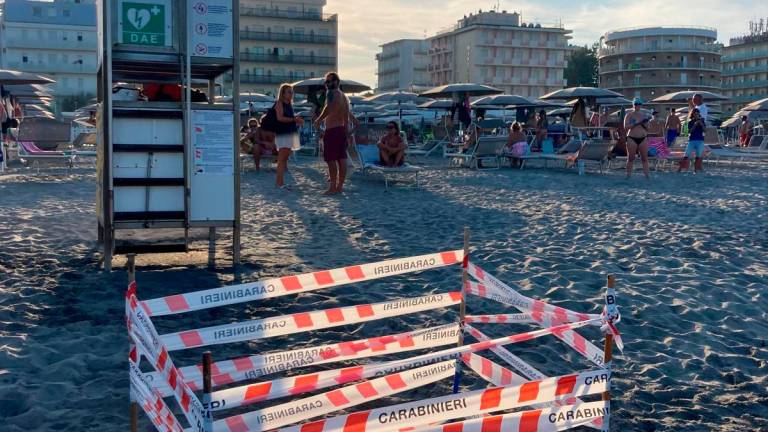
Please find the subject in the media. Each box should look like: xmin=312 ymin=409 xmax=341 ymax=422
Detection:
xmin=278 ymin=369 xmax=610 ymax=432
xmin=150 ymin=323 xmax=461 ymax=391
xmin=213 ymin=360 xmax=457 ymax=432
xmin=130 ymin=356 xmax=184 ymax=432
xmin=461 ymin=352 xmax=528 ymax=387
xmin=465 ymin=313 xmax=536 ymax=324
xmin=413 ymin=400 xmax=609 ymax=432
xmin=126 ymin=283 xmax=208 ymax=431
xmin=159 ymin=292 xmax=461 ymax=351
xmin=464 ymin=325 xmax=603 ymax=430
xmin=142 ymin=250 xmax=463 ymax=316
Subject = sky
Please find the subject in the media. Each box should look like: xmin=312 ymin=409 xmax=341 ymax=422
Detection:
xmin=325 ymin=0 xmax=765 ymax=88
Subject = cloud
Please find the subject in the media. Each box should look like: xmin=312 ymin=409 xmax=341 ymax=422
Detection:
xmin=326 ymin=0 xmax=759 ymax=87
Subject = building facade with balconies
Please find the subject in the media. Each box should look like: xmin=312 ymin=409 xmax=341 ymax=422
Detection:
xmin=0 ymin=0 xmax=97 ymax=100
xmin=598 ymin=27 xmax=722 ymax=105
xmin=427 ymin=10 xmax=571 ymax=98
xmin=721 ymin=24 xmax=768 ymax=115
xmin=375 ymin=39 xmax=429 ymax=92
xmin=239 ymin=0 xmax=338 ymax=94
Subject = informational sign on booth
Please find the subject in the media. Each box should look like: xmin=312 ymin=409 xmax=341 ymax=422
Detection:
xmin=117 ymin=0 xmax=173 ymax=47
xmin=190 ymin=0 xmax=233 ymax=58
xmin=192 ymin=110 xmax=233 ymax=175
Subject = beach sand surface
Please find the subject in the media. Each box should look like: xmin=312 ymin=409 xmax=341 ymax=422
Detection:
xmin=0 ymin=158 xmax=767 ymax=431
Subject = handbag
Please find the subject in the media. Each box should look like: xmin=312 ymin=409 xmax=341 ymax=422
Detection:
xmin=260 ymin=103 xmax=278 ymax=133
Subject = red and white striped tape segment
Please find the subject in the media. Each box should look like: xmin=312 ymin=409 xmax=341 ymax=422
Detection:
xmin=549 ymin=323 xmax=606 ymax=369
xmin=277 ymin=369 xmax=610 ymax=432
xmin=213 ymin=360 xmax=457 ymax=432
xmin=159 ymin=292 xmax=462 ymax=351
xmin=149 ymin=323 xmax=461 ymax=392
xmin=412 ymin=400 xmax=610 ymax=432
xmin=142 ymin=250 xmax=463 ymax=316
xmin=126 ymin=283 xmax=208 ymax=432
xmin=130 ymin=357 xmax=185 ymax=432
xmin=464 ymin=325 xmax=603 ymax=430
xmin=465 ymin=313 xmax=536 ymax=324
xmin=461 ymin=352 xmax=528 ymax=387
xmin=465 ymin=263 xmax=598 ymax=324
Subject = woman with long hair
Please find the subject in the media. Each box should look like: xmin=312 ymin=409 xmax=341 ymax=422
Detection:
xmin=274 ymin=83 xmax=303 ymax=190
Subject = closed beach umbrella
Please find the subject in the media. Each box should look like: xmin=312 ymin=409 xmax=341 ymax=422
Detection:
xmin=650 ymin=90 xmax=729 ymax=103
xmin=0 ymin=69 xmax=55 ymax=85
xmin=540 ymin=87 xmax=623 ymax=100
xmin=419 ymin=83 xmax=502 ymax=98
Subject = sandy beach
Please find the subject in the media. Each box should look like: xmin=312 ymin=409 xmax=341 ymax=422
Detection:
xmin=1 ymin=158 xmax=767 ymax=431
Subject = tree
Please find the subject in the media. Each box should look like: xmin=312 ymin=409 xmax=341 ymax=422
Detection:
xmin=564 ymin=44 xmax=599 ymax=87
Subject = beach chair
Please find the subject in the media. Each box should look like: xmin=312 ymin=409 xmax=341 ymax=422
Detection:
xmin=17 ymin=141 xmax=76 ymax=171
xmin=572 ymin=139 xmax=615 ymax=174
xmin=450 ymin=135 xmax=506 ymax=170
xmin=355 ymin=143 xmax=421 ymax=190
xmin=705 ymin=144 xmax=768 ymax=164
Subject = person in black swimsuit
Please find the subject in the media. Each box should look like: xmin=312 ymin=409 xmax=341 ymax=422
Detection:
xmin=622 ymin=98 xmax=651 ymax=179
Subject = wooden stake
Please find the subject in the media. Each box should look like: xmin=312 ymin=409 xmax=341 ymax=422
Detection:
xmin=203 ymin=351 xmax=213 ymax=432
xmin=127 ymin=253 xmax=137 ymax=432
xmin=602 ymin=274 xmax=615 ymax=404
xmin=452 ymin=227 xmax=470 ymax=393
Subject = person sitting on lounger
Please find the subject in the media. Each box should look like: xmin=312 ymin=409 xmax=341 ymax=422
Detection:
xmin=504 ymin=122 xmax=528 ymax=168
xmin=377 ymin=121 xmax=406 ymax=167
xmin=241 ymin=117 xmax=277 ymax=172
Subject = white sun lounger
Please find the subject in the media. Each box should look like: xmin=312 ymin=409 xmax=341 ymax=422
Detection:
xmin=356 ymin=143 xmax=421 ymax=190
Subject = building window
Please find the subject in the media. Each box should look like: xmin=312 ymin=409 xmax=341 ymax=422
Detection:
xmin=47 ymin=8 xmax=56 ymax=17
xmin=77 ymin=33 xmax=83 ymax=41
xmin=22 ymin=55 xmax=29 ymax=63
xmin=63 ymin=9 xmax=71 ymax=17
xmin=32 ymin=7 xmax=42 ymax=16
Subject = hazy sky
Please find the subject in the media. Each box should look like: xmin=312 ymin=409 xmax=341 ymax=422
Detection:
xmin=326 ymin=0 xmax=764 ymax=87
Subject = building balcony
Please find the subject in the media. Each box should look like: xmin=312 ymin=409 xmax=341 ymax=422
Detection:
xmin=240 ymin=74 xmax=306 ymax=84
xmin=600 ymin=61 xmax=720 ymax=73
xmin=1 ymin=38 xmax=96 ymax=51
xmin=728 ymin=93 xmax=768 ymax=103
xmin=721 ymin=79 xmax=768 ymax=90
xmin=239 ymin=6 xmax=337 ymax=22
xmin=598 ymin=43 xmax=721 ymax=58
xmin=602 ymin=79 xmax=721 ymax=89
xmin=240 ymin=52 xmax=336 ymax=65
xmin=5 ymin=62 xmax=96 ymax=74
xmin=239 ymin=30 xmax=335 ymax=45
xmin=721 ymin=65 xmax=768 ymax=76
xmin=376 ymin=66 xmax=399 ymax=76
xmin=721 ymin=49 xmax=768 ymax=62
xmin=376 ymin=51 xmax=400 ymax=61
xmin=477 ymin=38 xmax=567 ymax=49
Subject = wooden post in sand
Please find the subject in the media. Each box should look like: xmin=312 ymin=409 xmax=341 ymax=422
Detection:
xmin=202 ymin=351 xmax=214 ymax=432
xmin=451 ymin=227 xmax=470 ymax=394
xmin=602 ymin=274 xmax=616 ymax=430
xmin=127 ymin=254 xmax=137 ymax=432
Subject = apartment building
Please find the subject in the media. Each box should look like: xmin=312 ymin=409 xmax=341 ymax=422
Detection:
xmin=0 ymin=0 xmax=97 ymax=98
xmin=239 ymin=0 xmax=338 ymax=94
xmin=427 ymin=10 xmax=571 ymax=98
xmin=598 ymin=27 xmax=722 ymax=104
xmin=375 ymin=39 xmax=430 ymax=92
xmin=721 ymin=21 xmax=768 ymax=115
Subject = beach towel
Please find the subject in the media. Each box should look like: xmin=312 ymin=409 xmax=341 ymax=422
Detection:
xmin=647 ymin=137 xmax=670 ymax=158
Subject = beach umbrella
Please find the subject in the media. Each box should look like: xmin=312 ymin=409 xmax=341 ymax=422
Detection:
xmin=540 ymin=87 xmax=623 ymax=100
xmin=365 ymin=90 xmax=424 ymax=104
xmin=376 ymin=102 xmax=421 ymax=111
xmin=650 ymin=90 xmax=729 ymax=103
xmin=418 ymin=99 xmax=453 ymax=110
xmin=0 ymin=69 xmax=55 ymax=85
xmin=419 ymin=83 xmax=502 ymax=98
xmin=290 ymin=77 xmax=371 ymax=95
xmin=742 ymin=98 xmax=768 ymax=111
xmin=547 ymin=107 xmax=573 ymax=116
xmin=471 ymin=94 xmax=533 ymax=107
xmin=567 ymin=96 xmax=632 ymax=107
xmin=240 ymin=93 xmax=274 ymax=103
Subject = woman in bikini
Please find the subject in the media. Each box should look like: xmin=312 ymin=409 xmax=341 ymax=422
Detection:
xmin=623 ymin=98 xmax=651 ymax=179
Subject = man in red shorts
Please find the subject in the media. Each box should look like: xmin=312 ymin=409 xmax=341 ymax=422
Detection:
xmin=314 ymin=72 xmax=357 ymax=195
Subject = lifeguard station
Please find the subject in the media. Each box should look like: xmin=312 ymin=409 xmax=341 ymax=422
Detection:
xmin=96 ymin=0 xmax=240 ymax=270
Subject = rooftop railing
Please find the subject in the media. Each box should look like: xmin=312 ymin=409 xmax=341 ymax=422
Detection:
xmin=239 ymin=30 xmax=335 ymax=45
xmin=239 ymin=6 xmax=337 ymax=22
xmin=600 ymin=61 xmax=721 ymax=72
xmin=240 ymin=52 xmax=336 ymax=65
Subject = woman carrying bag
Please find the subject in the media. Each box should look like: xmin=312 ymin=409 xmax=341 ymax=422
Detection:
xmin=272 ymin=83 xmax=304 ymax=190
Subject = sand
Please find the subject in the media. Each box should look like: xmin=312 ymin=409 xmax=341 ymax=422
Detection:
xmin=0 ymin=158 xmax=767 ymax=431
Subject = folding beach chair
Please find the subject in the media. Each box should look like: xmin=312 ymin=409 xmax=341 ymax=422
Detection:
xmin=355 ymin=143 xmax=421 ymax=190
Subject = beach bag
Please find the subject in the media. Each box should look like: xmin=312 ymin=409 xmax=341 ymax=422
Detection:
xmin=260 ymin=104 xmax=278 ymax=133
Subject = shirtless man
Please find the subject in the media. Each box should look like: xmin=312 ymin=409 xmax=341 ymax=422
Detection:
xmin=664 ymin=108 xmax=681 ymax=147
xmin=314 ymin=72 xmax=357 ymax=195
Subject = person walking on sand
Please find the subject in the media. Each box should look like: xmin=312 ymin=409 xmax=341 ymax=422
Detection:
xmin=314 ymin=72 xmax=353 ymax=195
xmin=274 ymin=83 xmax=304 ymax=190
xmin=664 ymin=108 xmax=681 ymax=147
xmin=679 ymin=108 xmax=705 ymax=174
xmin=623 ymin=98 xmax=651 ymax=179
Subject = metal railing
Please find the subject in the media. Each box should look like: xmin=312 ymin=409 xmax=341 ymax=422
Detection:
xmin=721 ymin=49 xmax=768 ymax=61
xmin=721 ymin=79 xmax=768 ymax=89
xmin=239 ymin=30 xmax=335 ymax=44
xmin=600 ymin=61 xmax=720 ymax=72
xmin=240 ymin=74 xmax=306 ymax=84
xmin=240 ymin=52 xmax=336 ymax=65
xmin=2 ymin=38 xmax=96 ymax=50
xmin=6 ymin=62 xmax=95 ymax=74
xmin=721 ymin=64 xmax=768 ymax=76
xmin=239 ymin=6 xmax=337 ymax=22
xmin=598 ymin=44 xmax=721 ymax=57
xmin=602 ymin=79 xmax=722 ymax=88
xmin=728 ymin=93 xmax=768 ymax=102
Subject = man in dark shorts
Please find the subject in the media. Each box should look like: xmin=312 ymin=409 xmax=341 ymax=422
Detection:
xmin=314 ymin=72 xmax=357 ymax=195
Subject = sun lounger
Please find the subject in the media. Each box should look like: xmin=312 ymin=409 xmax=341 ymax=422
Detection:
xmin=450 ymin=135 xmax=506 ymax=169
xmin=17 ymin=141 xmax=76 ymax=170
xmin=355 ymin=143 xmax=421 ymax=190
xmin=706 ymin=144 xmax=768 ymax=163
